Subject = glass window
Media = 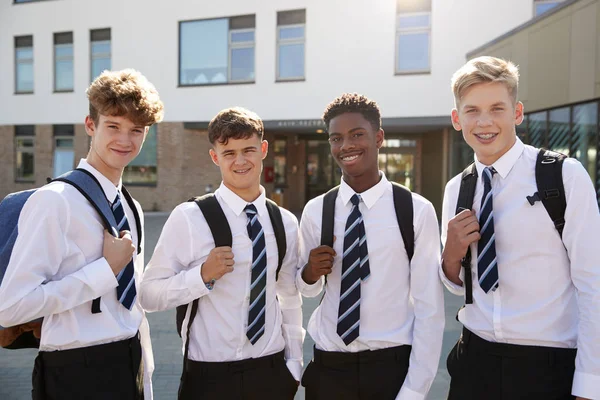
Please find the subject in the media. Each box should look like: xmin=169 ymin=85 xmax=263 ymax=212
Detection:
xmin=273 ymin=138 xmax=287 ymax=186
xmin=91 ymin=29 xmax=111 ymax=82
xmin=548 ymin=107 xmax=570 ymax=155
xmin=534 ymin=1 xmax=563 ymax=16
xmin=53 ymin=125 xmax=75 ymax=177
xmin=123 ymin=125 xmax=158 ymax=185
xmin=396 ymin=0 xmax=431 ymax=74
xmin=528 ymin=111 xmax=547 ymax=148
xmin=179 ymin=16 xmax=255 ymax=85
xmin=15 ymin=36 xmax=34 ymax=93
xmin=54 ymin=32 xmax=74 ymax=92
xmin=277 ymin=9 xmax=306 ymax=81
xmin=15 ymin=126 xmax=35 ymax=182
xmin=571 ymin=102 xmax=598 ymax=194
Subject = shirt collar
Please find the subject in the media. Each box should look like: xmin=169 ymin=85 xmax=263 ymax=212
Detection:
xmin=474 ymin=137 xmax=524 ymax=180
xmin=77 ymin=159 xmax=122 ymax=204
xmin=339 ymin=171 xmax=389 ymax=209
xmin=217 ymin=182 xmax=268 ymax=218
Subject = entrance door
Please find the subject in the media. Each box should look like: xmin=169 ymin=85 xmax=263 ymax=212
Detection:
xmin=378 ymin=139 xmax=417 ymax=190
xmin=305 ymin=139 xmax=341 ymax=202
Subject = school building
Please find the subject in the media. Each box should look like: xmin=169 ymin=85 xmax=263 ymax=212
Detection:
xmin=1 ymin=0 xmax=595 ymax=214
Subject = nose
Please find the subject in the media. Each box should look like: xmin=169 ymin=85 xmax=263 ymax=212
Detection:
xmin=339 ymin=136 xmax=355 ymax=151
xmin=234 ymin=152 xmax=246 ymax=165
xmin=477 ymin=114 xmax=493 ymax=127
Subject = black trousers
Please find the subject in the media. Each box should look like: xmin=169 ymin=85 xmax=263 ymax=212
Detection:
xmin=301 ymin=345 xmax=411 ymax=400
xmin=447 ymin=328 xmax=577 ymax=400
xmin=32 ymin=334 xmax=143 ymax=400
xmin=178 ymin=350 xmax=298 ymax=400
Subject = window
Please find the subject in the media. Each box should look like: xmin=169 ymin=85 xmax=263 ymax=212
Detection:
xmin=395 ymin=0 xmax=431 ymax=74
xmin=277 ymin=9 xmax=306 ymax=81
xmin=273 ymin=138 xmax=287 ymax=186
xmin=548 ymin=107 xmax=570 ymax=155
xmin=179 ymin=15 xmax=255 ymax=85
xmin=15 ymin=125 xmax=35 ymax=182
xmin=534 ymin=0 xmax=563 ymax=16
xmin=123 ymin=125 xmax=157 ymax=185
xmin=53 ymin=125 xmax=75 ymax=177
xmin=571 ymin=102 xmax=598 ymax=195
xmin=54 ymin=32 xmax=74 ymax=92
xmin=528 ymin=111 xmax=547 ymax=148
xmin=14 ymin=0 xmax=51 ymax=3
xmin=91 ymin=29 xmax=111 ymax=82
xmin=15 ymin=36 xmax=34 ymax=93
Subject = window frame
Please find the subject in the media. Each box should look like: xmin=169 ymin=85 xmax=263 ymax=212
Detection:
xmin=276 ymin=23 xmax=306 ymax=82
xmin=15 ymin=36 xmax=34 ymax=94
xmin=53 ymin=32 xmax=74 ymax=93
xmin=228 ymin=27 xmax=256 ymax=83
xmin=14 ymin=135 xmax=35 ymax=183
xmin=90 ymin=29 xmax=111 ymax=83
xmin=395 ymin=11 xmax=431 ymax=75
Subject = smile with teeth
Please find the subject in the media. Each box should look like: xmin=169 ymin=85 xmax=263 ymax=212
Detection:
xmin=341 ymin=154 xmax=360 ymax=161
xmin=234 ymin=168 xmax=251 ymax=174
xmin=475 ymin=133 xmax=498 ymax=140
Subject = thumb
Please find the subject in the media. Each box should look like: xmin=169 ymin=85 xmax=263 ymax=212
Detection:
xmin=120 ymin=230 xmax=132 ymax=240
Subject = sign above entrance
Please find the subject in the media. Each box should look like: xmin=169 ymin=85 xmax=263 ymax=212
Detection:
xmin=263 ymin=119 xmax=326 ymax=132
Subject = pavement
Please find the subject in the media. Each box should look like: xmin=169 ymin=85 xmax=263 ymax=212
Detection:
xmin=0 ymin=212 xmax=463 ymax=400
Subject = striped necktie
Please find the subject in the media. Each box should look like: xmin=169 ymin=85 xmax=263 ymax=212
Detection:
xmin=112 ymin=192 xmax=137 ymax=310
xmin=244 ymin=204 xmax=267 ymax=345
xmin=337 ymin=194 xmax=370 ymax=345
xmin=478 ymin=167 xmax=499 ymax=293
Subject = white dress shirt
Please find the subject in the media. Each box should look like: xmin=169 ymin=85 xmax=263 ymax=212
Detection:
xmin=140 ymin=183 xmax=304 ymax=380
xmin=440 ymin=138 xmax=600 ymax=399
xmin=297 ymin=172 xmax=445 ymax=400
xmin=0 ymin=159 xmax=154 ymax=399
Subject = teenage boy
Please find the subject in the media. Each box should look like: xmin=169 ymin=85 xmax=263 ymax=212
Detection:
xmin=140 ymin=107 xmax=303 ymax=400
xmin=0 ymin=69 xmax=164 ymax=399
xmin=298 ymin=93 xmax=445 ymax=400
xmin=442 ymin=56 xmax=600 ymax=400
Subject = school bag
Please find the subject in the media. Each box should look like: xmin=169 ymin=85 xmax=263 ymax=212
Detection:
xmin=175 ymin=193 xmax=288 ymax=366
xmin=456 ymin=148 xmax=566 ymax=305
xmin=0 ymin=168 xmax=142 ymax=349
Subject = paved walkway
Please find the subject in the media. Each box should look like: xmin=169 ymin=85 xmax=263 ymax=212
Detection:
xmin=0 ymin=213 xmax=462 ymax=399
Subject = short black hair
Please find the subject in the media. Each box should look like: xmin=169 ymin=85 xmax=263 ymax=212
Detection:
xmin=322 ymin=93 xmax=381 ymax=131
xmin=208 ymin=107 xmax=264 ymax=145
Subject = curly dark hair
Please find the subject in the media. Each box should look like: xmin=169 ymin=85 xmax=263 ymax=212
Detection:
xmin=208 ymin=107 xmax=264 ymax=145
xmin=322 ymin=93 xmax=381 ymax=131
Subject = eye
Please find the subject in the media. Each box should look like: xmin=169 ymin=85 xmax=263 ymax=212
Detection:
xmin=109 ymin=125 xmax=118 ymax=129
xmin=492 ymin=107 xmax=504 ymax=112
xmin=353 ymin=133 xmax=364 ymax=138
xmin=466 ymin=109 xmax=477 ymax=114
xmin=328 ymin=137 xmax=340 ymax=143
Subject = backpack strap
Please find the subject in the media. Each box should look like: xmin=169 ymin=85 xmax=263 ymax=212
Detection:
xmin=456 ymin=163 xmax=478 ymax=305
xmin=532 ymin=149 xmax=567 ymax=238
xmin=178 ymin=194 xmax=232 ymax=372
xmin=320 ymin=186 xmax=339 ymax=286
xmin=121 ymin=185 xmax=143 ymax=255
xmin=391 ymin=182 xmax=414 ymax=262
xmin=52 ymin=168 xmax=119 ymax=315
xmin=265 ymin=199 xmax=287 ymax=280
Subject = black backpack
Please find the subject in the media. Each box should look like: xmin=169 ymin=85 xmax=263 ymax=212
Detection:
xmin=175 ymin=193 xmax=287 ymax=362
xmin=456 ymin=148 xmax=566 ymax=304
xmin=320 ymin=182 xmax=415 ymax=274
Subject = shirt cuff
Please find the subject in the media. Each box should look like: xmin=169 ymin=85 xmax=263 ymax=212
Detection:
xmin=286 ymin=359 xmax=303 ymax=382
xmin=439 ymin=260 xmax=465 ymax=296
xmin=396 ymin=385 xmax=426 ymax=400
xmin=84 ymin=258 xmax=119 ymax=296
xmin=295 ymin=267 xmax=324 ymax=298
xmin=572 ymin=370 xmax=600 ymax=399
xmin=185 ymin=265 xmax=210 ymax=297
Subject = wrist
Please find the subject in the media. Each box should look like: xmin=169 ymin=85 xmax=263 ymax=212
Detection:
xmin=301 ymin=265 xmax=318 ymax=285
xmin=442 ymin=258 xmax=463 ymax=286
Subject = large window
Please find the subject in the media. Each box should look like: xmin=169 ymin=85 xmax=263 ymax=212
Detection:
xmin=273 ymin=138 xmax=287 ymax=186
xmin=54 ymin=32 xmax=74 ymax=92
xmin=179 ymin=15 xmax=255 ymax=86
xmin=15 ymin=36 xmax=34 ymax=94
xmin=15 ymin=125 xmax=35 ymax=182
xmin=123 ymin=125 xmax=157 ymax=185
xmin=534 ymin=0 xmax=563 ymax=16
xmin=53 ymin=125 xmax=75 ymax=177
xmin=395 ymin=0 xmax=431 ymax=74
xmin=91 ymin=29 xmax=111 ymax=82
xmin=277 ymin=9 xmax=306 ymax=81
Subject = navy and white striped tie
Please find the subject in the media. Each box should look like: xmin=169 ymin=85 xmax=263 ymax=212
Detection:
xmin=337 ymin=194 xmax=370 ymax=345
xmin=245 ymin=204 xmax=267 ymax=345
xmin=477 ymin=167 xmax=498 ymax=293
xmin=112 ymin=192 xmax=137 ymax=310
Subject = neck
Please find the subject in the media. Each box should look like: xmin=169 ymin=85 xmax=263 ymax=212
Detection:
xmin=223 ymin=182 xmax=261 ymax=203
xmin=86 ymin=152 xmax=122 ymax=186
xmin=343 ymin=170 xmax=381 ymax=194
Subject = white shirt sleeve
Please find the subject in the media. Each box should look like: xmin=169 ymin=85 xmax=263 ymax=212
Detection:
xmin=139 ymin=205 xmax=209 ymax=313
xmin=561 ymin=160 xmax=600 ymax=399
xmin=296 ymin=203 xmax=325 ymax=297
xmin=439 ymin=180 xmax=466 ymax=296
xmin=0 ymin=189 xmax=118 ymax=327
xmin=397 ymin=201 xmax=445 ymax=400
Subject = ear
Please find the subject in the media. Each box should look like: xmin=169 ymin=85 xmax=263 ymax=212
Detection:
xmin=514 ymin=101 xmax=524 ymax=126
xmin=376 ymin=129 xmax=384 ymax=149
xmin=261 ymin=140 xmax=269 ymax=160
xmin=451 ymin=109 xmax=462 ymax=131
xmin=209 ymin=148 xmax=219 ymax=166
xmin=84 ymin=116 xmax=96 ymax=138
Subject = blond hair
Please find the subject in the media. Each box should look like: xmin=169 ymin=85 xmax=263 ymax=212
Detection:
xmin=451 ymin=56 xmax=520 ymax=108
xmin=87 ymin=69 xmax=164 ymax=126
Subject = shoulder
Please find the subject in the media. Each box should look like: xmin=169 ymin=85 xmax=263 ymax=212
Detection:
xmin=301 ymin=193 xmax=327 ymax=224
xmin=274 ymin=204 xmax=299 ymax=229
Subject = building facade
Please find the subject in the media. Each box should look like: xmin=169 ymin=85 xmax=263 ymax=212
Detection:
xmin=1 ymin=0 xmax=561 ymax=212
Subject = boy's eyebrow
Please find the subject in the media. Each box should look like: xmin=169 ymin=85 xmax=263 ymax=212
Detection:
xmin=328 ymin=126 xmax=365 ymax=136
xmin=104 ymin=120 xmax=121 ymax=125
